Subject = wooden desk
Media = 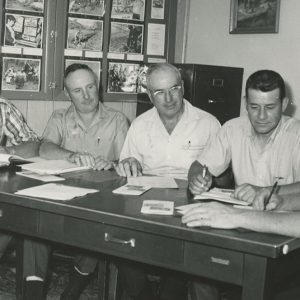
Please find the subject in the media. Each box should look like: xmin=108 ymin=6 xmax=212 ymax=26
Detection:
xmin=0 ymin=169 xmax=299 ymax=300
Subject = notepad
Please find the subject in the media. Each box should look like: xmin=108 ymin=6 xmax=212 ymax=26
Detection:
xmin=15 ymin=183 xmax=98 ymax=201
xmin=141 ymin=200 xmax=174 ymax=215
xmin=112 ymin=184 xmax=151 ymax=196
xmin=127 ymin=176 xmax=178 ymax=189
xmin=194 ymin=188 xmax=249 ymax=206
xmin=21 ymin=159 xmax=90 ymax=175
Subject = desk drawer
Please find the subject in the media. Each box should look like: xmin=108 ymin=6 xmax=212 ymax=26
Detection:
xmin=185 ymin=242 xmax=243 ymax=284
xmin=0 ymin=203 xmax=38 ymax=234
xmin=65 ymin=218 xmax=183 ymax=267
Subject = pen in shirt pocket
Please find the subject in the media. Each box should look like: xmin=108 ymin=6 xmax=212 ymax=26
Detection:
xmin=97 ymin=137 xmax=101 ymax=144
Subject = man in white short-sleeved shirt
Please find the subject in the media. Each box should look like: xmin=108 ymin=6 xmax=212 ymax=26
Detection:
xmin=116 ymin=63 xmax=221 ymax=300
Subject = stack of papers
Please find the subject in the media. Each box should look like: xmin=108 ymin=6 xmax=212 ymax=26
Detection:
xmin=194 ymin=188 xmax=249 ymax=206
xmin=141 ymin=200 xmax=174 ymax=215
xmin=21 ymin=159 xmax=90 ymax=175
xmin=113 ymin=184 xmax=151 ymax=196
xmin=15 ymin=183 xmax=98 ymax=201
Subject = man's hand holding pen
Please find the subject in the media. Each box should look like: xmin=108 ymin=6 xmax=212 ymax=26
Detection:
xmin=188 ymin=164 xmax=212 ymax=195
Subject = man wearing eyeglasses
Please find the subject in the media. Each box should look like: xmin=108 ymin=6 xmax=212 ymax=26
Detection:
xmin=115 ymin=63 xmax=221 ymax=300
xmin=116 ymin=63 xmax=220 ymax=180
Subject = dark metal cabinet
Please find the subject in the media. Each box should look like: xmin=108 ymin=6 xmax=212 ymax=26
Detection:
xmin=137 ymin=63 xmax=244 ymax=124
xmin=175 ymin=64 xmax=244 ymax=124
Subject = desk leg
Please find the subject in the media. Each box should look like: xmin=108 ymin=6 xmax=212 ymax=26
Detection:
xmin=108 ymin=262 xmax=118 ymax=300
xmin=16 ymin=237 xmax=24 ymax=300
xmin=242 ymin=254 xmax=272 ymax=300
xmin=98 ymin=258 xmax=108 ymax=300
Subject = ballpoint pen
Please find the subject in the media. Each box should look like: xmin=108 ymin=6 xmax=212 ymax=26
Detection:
xmin=202 ymin=165 xmax=208 ymax=178
xmin=264 ymin=180 xmax=278 ymax=209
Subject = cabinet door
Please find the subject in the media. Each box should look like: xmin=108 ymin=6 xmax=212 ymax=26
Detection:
xmin=193 ymin=66 xmax=243 ymax=124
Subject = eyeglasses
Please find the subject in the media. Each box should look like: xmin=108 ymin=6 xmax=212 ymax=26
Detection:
xmin=151 ymin=85 xmax=182 ymax=100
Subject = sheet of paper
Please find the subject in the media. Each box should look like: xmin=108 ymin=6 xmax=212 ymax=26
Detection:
xmin=15 ymin=183 xmax=98 ymax=201
xmin=21 ymin=159 xmax=90 ymax=175
xmin=127 ymin=176 xmax=178 ymax=189
xmin=146 ymin=23 xmax=165 ymax=56
xmin=112 ymin=184 xmax=151 ymax=196
xmin=16 ymin=171 xmax=65 ymax=182
xmin=193 ymin=188 xmax=249 ymax=206
xmin=141 ymin=200 xmax=174 ymax=215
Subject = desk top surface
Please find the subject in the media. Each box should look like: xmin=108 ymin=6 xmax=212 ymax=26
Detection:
xmin=0 ymin=168 xmax=299 ymax=258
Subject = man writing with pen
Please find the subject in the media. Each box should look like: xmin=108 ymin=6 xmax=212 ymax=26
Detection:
xmin=183 ymin=69 xmax=300 ymax=300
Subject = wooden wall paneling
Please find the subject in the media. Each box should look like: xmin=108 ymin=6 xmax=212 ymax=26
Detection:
xmin=53 ymin=100 xmax=71 ymax=111
xmin=27 ymin=101 xmax=54 ymax=137
xmin=121 ymin=102 xmax=137 ymax=123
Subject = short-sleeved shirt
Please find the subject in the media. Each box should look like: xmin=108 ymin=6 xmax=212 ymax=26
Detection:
xmin=42 ymin=103 xmax=129 ymax=161
xmin=198 ymin=115 xmax=300 ymax=187
xmin=0 ymin=97 xmax=38 ymax=145
xmin=120 ymin=100 xmax=220 ymax=179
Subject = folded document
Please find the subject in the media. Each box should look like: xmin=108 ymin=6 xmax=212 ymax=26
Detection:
xmin=194 ymin=188 xmax=249 ymax=206
xmin=141 ymin=200 xmax=174 ymax=215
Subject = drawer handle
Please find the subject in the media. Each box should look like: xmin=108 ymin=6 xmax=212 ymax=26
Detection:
xmin=104 ymin=233 xmax=135 ymax=248
xmin=208 ymin=99 xmax=225 ymax=104
xmin=211 ymin=256 xmax=230 ymax=266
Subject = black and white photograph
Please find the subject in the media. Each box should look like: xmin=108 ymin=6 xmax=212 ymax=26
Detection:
xmin=4 ymin=14 xmax=43 ymax=48
xmin=67 ymin=17 xmax=103 ymax=51
xmin=65 ymin=59 xmax=101 ymax=82
xmin=2 ymin=57 xmax=41 ymax=91
xmin=68 ymin=0 xmax=105 ymax=17
xmin=230 ymin=0 xmax=281 ymax=33
xmin=137 ymin=64 xmax=148 ymax=93
xmin=5 ymin=0 xmax=44 ymax=12
xmin=107 ymin=62 xmax=139 ymax=93
xmin=151 ymin=0 xmax=165 ymax=19
xmin=111 ymin=0 xmax=145 ymax=21
xmin=109 ymin=22 xmax=143 ymax=54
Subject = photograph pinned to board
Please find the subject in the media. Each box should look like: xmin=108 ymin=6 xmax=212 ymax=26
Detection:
xmin=65 ymin=59 xmax=101 ymax=83
xmin=230 ymin=0 xmax=281 ymax=33
xmin=68 ymin=0 xmax=105 ymax=17
xmin=5 ymin=0 xmax=44 ymax=12
xmin=107 ymin=62 xmax=140 ymax=93
xmin=111 ymin=0 xmax=146 ymax=21
xmin=67 ymin=17 xmax=103 ymax=51
xmin=151 ymin=0 xmax=165 ymax=19
xmin=2 ymin=57 xmax=41 ymax=92
xmin=109 ymin=22 xmax=144 ymax=54
xmin=146 ymin=23 xmax=165 ymax=56
xmin=5 ymin=14 xmax=43 ymax=48
xmin=137 ymin=64 xmax=148 ymax=93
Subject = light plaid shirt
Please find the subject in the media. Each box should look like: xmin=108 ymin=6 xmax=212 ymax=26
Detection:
xmin=0 ymin=97 xmax=38 ymax=146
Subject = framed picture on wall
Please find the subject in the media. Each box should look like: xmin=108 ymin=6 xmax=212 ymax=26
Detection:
xmin=2 ymin=57 xmax=41 ymax=92
xmin=230 ymin=0 xmax=280 ymax=34
xmin=111 ymin=0 xmax=145 ymax=21
xmin=68 ymin=0 xmax=105 ymax=17
xmin=6 ymin=0 xmax=44 ymax=13
xmin=107 ymin=62 xmax=140 ymax=93
xmin=67 ymin=18 xmax=103 ymax=51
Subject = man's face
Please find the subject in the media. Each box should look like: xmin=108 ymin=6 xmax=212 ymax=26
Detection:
xmin=246 ymin=88 xmax=288 ymax=137
xmin=65 ymin=69 xmax=99 ymax=114
xmin=147 ymin=68 xmax=183 ymax=119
